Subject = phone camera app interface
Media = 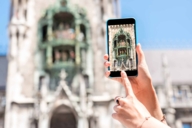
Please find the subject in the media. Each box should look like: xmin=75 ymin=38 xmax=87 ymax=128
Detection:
xmin=108 ymin=24 xmax=136 ymax=71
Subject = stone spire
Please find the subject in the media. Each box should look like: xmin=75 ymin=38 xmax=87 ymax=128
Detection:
xmin=161 ymin=54 xmax=176 ymax=128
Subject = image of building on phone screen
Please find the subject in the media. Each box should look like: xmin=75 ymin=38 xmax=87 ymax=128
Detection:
xmin=108 ymin=24 xmax=136 ymax=71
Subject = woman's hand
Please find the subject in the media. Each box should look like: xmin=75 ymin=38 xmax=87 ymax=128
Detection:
xmin=112 ymin=71 xmax=170 ymax=128
xmin=112 ymin=71 xmax=151 ymax=128
xmin=104 ymin=44 xmax=164 ymax=121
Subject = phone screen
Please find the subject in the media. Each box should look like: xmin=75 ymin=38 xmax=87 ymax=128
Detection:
xmin=107 ymin=18 xmax=137 ymax=76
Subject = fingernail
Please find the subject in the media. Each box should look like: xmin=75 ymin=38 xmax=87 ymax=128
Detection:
xmin=137 ymin=43 xmax=141 ymax=47
xmin=105 ymin=71 xmax=110 ymax=77
xmin=139 ymin=43 xmax=142 ymax=48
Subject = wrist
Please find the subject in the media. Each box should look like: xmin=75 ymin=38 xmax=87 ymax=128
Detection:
xmin=146 ymin=88 xmax=167 ymax=124
xmin=160 ymin=114 xmax=168 ymax=124
xmin=141 ymin=117 xmax=170 ymax=128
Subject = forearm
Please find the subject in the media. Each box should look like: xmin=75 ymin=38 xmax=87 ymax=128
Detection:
xmin=136 ymin=84 xmax=165 ymax=122
xmin=149 ymin=87 xmax=164 ymax=121
xmin=140 ymin=117 xmax=170 ymax=128
xmin=148 ymin=87 xmax=169 ymax=125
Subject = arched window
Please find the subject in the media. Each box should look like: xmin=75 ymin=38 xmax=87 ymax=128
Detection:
xmin=53 ymin=12 xmax=75 ymax=40
xmin=42 ymin=25 xmax=48 ymax=42
xmin=52 ymin=45 xmax=75 ymax=63
xmin=50 ymin=105 xmax=77 ymax=128
xmin=114 ymin=40 xmax=117 ymax=48
xmin=118 ymin=35 xmax=126 ymax=47
xmin=127 ymin=39 xmax=130 ymax=46
xmin=79 ymin=24 xmax=86 ymax=41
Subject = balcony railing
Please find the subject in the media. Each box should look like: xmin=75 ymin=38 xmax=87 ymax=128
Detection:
xmin=170 ymin=95 xmax=192 ymax=108
xmin=157 ymin=87 xmax=192 ymax=108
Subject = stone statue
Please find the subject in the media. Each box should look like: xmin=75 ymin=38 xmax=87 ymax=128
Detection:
xmin=128 ymin=48 xmax=133 ymax=59
xmin=120 ymin=58 xmax=126 ymax=70
xmin=56 ymin=23 xmax=65 ymax=38
xmin=69 ymin=50 xmax=75 ymax=62
xmin=113 ymin=59 xmax=118 ymax=71
xmin=61 ymin=51 xmax=68 ymax=62
xmin=54 ymin=50 xmax=61 ymax=63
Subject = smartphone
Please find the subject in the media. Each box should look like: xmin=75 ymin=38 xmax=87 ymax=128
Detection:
xmin=106 ymin=18 xmax=138 ymax=77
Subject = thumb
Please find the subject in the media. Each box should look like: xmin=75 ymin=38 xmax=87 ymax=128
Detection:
xmin=136 ymin=43 xmax=145 ymax=64
xmin=121 ymin=71 xmax=134 ymax=96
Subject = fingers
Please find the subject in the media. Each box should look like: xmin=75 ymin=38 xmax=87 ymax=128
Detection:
xmin=121 ymin=71 xmax=134 ymax=96
xmin=105 ymin=71 xmax=110 ymax=77
xmin=104 ymin=61 xmax=110 ymax=67
xmin=114 ymin=96 xmax=126 ymax=106
xmin=104 ymin=54 xmax=122 ymax=82
xmin=136 ymin=43 xmax=145 ymax=64
xmin=114 ymin=96 xmax=122 ymax=105
xmin=104 ymin=54 xmax=109 ymax=60
xmin=105 ymin=70 xmax=122 ymax=83
xmin=112 ymin=113 xmax=125 ymax=123
xmin=104 ymin=54 xmax=110 ymax=68
xmin=112 ymin=113 xmax=119 ymax=120
xmin=113 ymin=105 xmax=121 ymax=112
xmin=104 ymin=54 xmax=110 ymax=77
xmin=113 ymin=105 xmax=126 ymax=118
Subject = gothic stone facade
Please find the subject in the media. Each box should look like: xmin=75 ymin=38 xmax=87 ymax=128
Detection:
xmin=5 ymin=0 xmax=124 ymax=128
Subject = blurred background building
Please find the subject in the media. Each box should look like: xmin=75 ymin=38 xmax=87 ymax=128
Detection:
xmin=145 ymin=50 xmax=192 ymax=128
xmin=4 ymin=0 xmax=123 ymax=128
xmin=0 ymin=57 xmax=7 ymax=128
xmin=0 ymin=0 xmax=192 ymax=128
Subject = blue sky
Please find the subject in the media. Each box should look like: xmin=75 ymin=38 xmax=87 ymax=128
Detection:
xmin=0 ymin=0 xmax=10 ymax=55
xmin=1 ymin=0 xmax=192 ymax=55
xmin=121 ymin=0 xmax=192 ymax=49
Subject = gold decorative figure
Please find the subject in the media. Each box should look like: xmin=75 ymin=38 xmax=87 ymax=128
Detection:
xmin=54 ymin=50 xmax=61 ymax=63
xmin=61 ymin=51 xmax=68 ymax=61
